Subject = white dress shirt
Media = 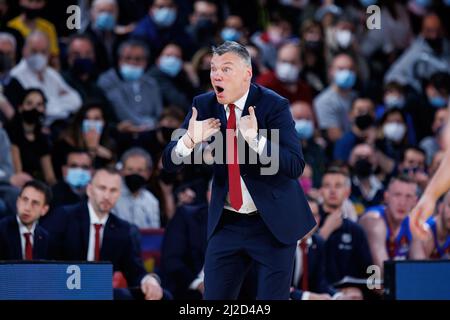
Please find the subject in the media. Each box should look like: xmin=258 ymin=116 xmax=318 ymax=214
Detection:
xmin=87 ymin=201 xmax=109 ymax=261
xmin=174 ymin=90 xmax=267 ymax=214
xmin=10 ymin=59 xmax=82 ymax=125
xmin=17 ymin=216 xmax=37 ymax=259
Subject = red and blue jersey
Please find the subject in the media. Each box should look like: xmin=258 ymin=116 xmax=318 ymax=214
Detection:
xmin=365 ymin=205 xmax=411 ymax=259
xmin=426 ymin=216 xmax=450 ymax=259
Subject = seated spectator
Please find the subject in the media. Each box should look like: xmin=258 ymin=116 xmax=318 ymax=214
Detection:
xmin=7 ymin=0 xmax=60 ymax=69
xmin=0 ymin=180 xmax=51 ymax=260
xmin=113 ymin=147 xmax=160 ymax=228
xmin=256 ymin=42 xmax=313 ymax=104
xmin=313 ymin=53 xmax=358 ymax=143
xmin=290 ymin=100 xmax=326 ymax=188
xmin=397 ymin=146 xmax=429 ymax=191
xmin=98 ymin=39 xmax=163 ymax=132
xmin=0 ymin=32 xmax=22 ymax=122
xmin=62 ymin=34 xmax=110 ymax=109
xmin=191 ymin=47 xmax=213 ymax=92
xmin=0 ymin=126 xmax=32 ymax=217
xmin=84 ymin=0 xmax=123 ymax=73
xmin=50 ymin=150 xmax=93 ymax=209
xmin=384 ymin=14 xmax=450 ymax=94
xmin=360 ymin=175 xmax=419 ymax=273
xmin=219 ymin=15 xmax=249 ymax=46
xmin=148 ymin=43 xmax=199 ymax=112
xmin=348 ymin=143 xmax=384 ymax=215
xmin=5 ymin=88 xmax=56 ymax=185
xmin=318 ymin=167 xmax=373 ymax=299
xmin=411 ymin=190 xmax=450 ymax=259
xmin=10 ymin=31 xmax=82 ymax=127
xmin=419 ymin=107 xmax=448 ymax=165
xmin=52 ymin=102 xmax=116 ymax=179
xmin=41 ymin=168 xmax=165 ymax=300
xmin=132 ymin=0 xmax=194 ymax=57
xmin=334 ymin=97 xmax=377 ymax=162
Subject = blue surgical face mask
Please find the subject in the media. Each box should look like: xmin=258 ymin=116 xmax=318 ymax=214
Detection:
xmin=159 ymin=55 xmax=182 ymax=77
xmin=429 ymin=95 xmax=447 ymax=108
xmin=120 ymin=64 xmax=144 ymax=81
xmin=66 ymin=168 xmax=91 ymax=188
xmin=384 ymin=95 xmax=405 ymax=109
xmin=294 ymin=119 xmax=314 ymax=140
xmin=334 ymin=69 xmax=356 ymax=89
xmin=82 ymin=119 xmax=104 ymax=134
xmin=153 ymin=7 xmax=177 ymax=27
xmin=221 ymin=27 xmax=242 ymax=42
xmin=94 ymin=12 xmax=116 ymax=31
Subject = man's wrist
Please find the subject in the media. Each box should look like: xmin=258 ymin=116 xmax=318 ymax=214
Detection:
xmin=182 ymin=133 xmax=195 ymax=149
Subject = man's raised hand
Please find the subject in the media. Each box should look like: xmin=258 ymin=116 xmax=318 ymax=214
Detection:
xmin=184 ymin=107 xmax=221 ymax=148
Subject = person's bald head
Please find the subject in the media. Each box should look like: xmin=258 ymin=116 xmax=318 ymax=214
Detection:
xmin=422 ymin=14 xmax=443 ymax=40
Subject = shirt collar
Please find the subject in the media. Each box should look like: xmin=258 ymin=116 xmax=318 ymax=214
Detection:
xmin=225 ymin=89 xmax=250 ymax=111
xmin=16 ymin=215 xmax=37 ymax=236
xmin=87 ymin=201 xmax=109 ymax=225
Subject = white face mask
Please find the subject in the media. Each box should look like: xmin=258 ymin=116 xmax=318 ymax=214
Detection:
xmin=383 ymin=122 xmax=406 ymax=143
xmin=26 ymin=53 xmax=48 ymax=72
xmin=335 ymin=29 xmax=352 ymax=49
xmin=275 ymin=62 xmax=299 ymax=83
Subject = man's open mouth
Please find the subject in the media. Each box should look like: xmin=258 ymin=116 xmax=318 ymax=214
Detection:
xmin=215 ymin=85 xmax=224 ymax=94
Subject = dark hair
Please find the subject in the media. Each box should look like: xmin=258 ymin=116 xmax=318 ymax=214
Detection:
xmin=20 ymin=180 xmax=52 ymax=205
xmin=67 ymin=33 xmax=95 ymax=51
xmin=384 ymin=81 xmax=404 ymax=93
xmin=118 ymin=38 xmax=150 ymax=60
xmin=400 ymin=146 xmax=426 ymax=163
xmin=20 ymin=88 xmax=47 ymax=106
xmin=427 ymin=72 xmax=450 ymax=95
xmin=64 ymin=148 xmax=92 ymax=166
xmin=388 ymin=174 xmax=418 ymax=190
xmin=212 ymin=41 xmax=251 ymax=66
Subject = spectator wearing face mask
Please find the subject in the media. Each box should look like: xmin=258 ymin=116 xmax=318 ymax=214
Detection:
xmin=313 ymin=53 xmax=358 ymax=143
xmin=10 ymin=31 xmax=82 ymax=128
xmin=49 ymin=150 xmax=93 ymax=210
xmin=52 ymin=102 xmax=116 ymax=179
xmin=384 ymin=14 xmax=450 ymax=94
xmin=334 ymin=97 xmax=376 ymax=162
xmin=348 ymin=143 xmax=384 ymax=215
xmin=148 ymin=43 xmax=199 ymax=112
xmin=375 ymin=108 xmax=409 ymax=167
xmin=98 ymin=39 xmax=163 ymax=133
xmin=133 ymin=0 xmax=194 ymax=58
xmin=7 ymin=0 xmax=60 ymax=69
xmin=397 ymin=146 xmax=429 ymax=192
xmin=256 ymin=42 xmax=313 ymax=104
xmin=113 ymin=147 xmax=160 ymax=228
xmin=5 ymin=88 xmax=56 ymax=186
xmin=420 ymin=107 xmax=448 ymax=165
xmin=291 ymin=100 xmax=326 ymax=189
xmin=219 ymin=15 xmax=249 ymax=46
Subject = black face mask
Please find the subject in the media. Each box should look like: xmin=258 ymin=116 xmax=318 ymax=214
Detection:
xmin=124 ymin=174 xmax=147 ymax=193
xmin=426 ymin=37 xmax=444 ymax=55
xmin=159 ymin=169 xmax=177 ymax=185
xmin=21 ymin=6 xmax=43 ymax=20
xmin=355 ymin=114 xmax=374 ymax=131
xmin=159 ymin=127 xmax=175 ymax=143
xmin=353 ymin=158 xmax=373 ymax=178
xmin=21 ymin=109 xmax=44 ymax=125
xmin=0 ymin=52 xmax=13 ymax=73
xmin=71 ymin=58 xmax=95 ymax=78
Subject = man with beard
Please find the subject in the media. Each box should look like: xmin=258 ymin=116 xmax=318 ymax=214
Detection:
xmin=113 ymin=147 xmax=160 ymax=228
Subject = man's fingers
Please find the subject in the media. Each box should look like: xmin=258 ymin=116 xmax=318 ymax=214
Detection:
xmin=248 ymin=106 xmax=256 ymax=118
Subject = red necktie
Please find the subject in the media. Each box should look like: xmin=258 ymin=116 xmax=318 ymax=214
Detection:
xmin=24 ymin=232 xmax=33 ymax=260
xmin=226 ymin=104 xmax=243 ymax=211
xmin=300 ymin=241 xmax=309 ymax=291
xmin=94 ymin=223 xmax=103 ymax=261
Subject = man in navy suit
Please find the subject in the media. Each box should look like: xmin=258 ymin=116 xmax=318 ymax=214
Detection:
xmin=0 ymin=180 xmax=51 ymax=260
xmin=162 ymin=41 xmax=316 ymax=299
xmin=42 ymin=168 xmax=164 ymax=300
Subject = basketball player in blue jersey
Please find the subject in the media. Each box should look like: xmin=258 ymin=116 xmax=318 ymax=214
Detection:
xmin=410 ymin=190 xmax=450 ymax=259
xmin=359 ymin=175 xmax=419 ymax=273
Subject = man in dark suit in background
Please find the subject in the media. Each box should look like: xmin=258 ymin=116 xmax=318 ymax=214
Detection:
xmin=0 ymin=180 xmax=51 ymax=260
xmin=41 ymin=168 xmax=164 ymax=300
xmin=163 ymin=41 xmax=316 ymax=299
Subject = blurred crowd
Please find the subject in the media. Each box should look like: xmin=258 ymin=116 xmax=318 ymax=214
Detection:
xmin=0 ymin=0 xmax=450 ymax=300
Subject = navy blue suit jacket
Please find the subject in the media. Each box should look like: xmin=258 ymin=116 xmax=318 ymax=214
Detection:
xmin=290 ymin=234 xmax=337 ymax=299
xmin=42 ymin=202 xmax=147 ymax=287
xmin=162 ymin=83 xmax=316 ymax=245
xmin=0 ymin=215 xmax=49 ymax=260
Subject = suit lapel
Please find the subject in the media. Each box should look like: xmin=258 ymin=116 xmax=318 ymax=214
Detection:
xmin=8 ymin=217 xmax=23 ymax=259
xmin=241 ymin=83 xmax=259 ymax=118
xmin=80 ymin=202 xmax=91 ymax=259
xmin=33 ymin=227 xmax=46 ymax=260
xmin=101 ymin=215 xmax=115 ymax=260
